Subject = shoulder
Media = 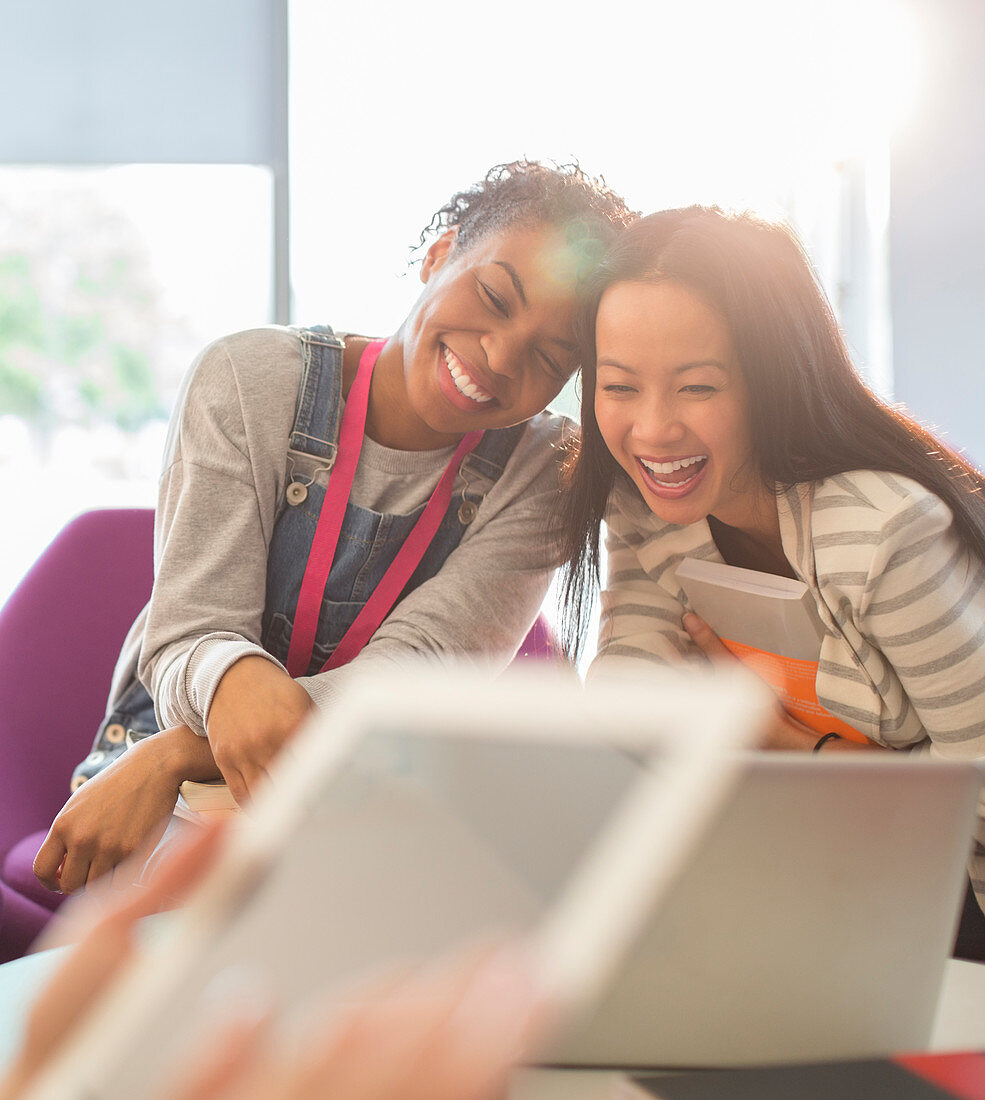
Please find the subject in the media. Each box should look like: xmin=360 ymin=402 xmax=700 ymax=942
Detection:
xmin=453 ymin=411 xmax=574 ymax=533
xmin=810 ymin=470 xmax=953 ymax=541
xmin=807 ymin=471 xmax=963 ymax=601
xmin=513 ymin=408 xmax=572 ymax=452
xmin=183 ymin=326 xmax=305 ymax=400
xmin=495 ymin=409 xmax=573 ymax=489
xmin=166 ymin=326 xmax=309 ymax=462
xmin=176 ymin=325 xmax=307 ymax=429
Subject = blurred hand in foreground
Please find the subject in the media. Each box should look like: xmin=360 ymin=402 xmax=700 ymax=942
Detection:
xmin=4 ymin=823 xmax=551 ymax=1100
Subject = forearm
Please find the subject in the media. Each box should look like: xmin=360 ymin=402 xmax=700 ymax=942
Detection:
xmin=203 ymin=656 xmax=314 ymax=801
xmin=589 ymin=572 xmax=693 ymax=680
xmin=34 ymin=726 xmax=217 ymax=895
xmin=139 ymin=724 xmax=224 ymax=785
xmin=151 ymin=635 xmax=283 ymax=735
xmin=590 ymin=491 xmax=701 ymax=676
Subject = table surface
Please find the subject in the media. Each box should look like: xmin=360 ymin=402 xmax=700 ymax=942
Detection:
xmin=1 ymin=952 xmax=982 ymax=1096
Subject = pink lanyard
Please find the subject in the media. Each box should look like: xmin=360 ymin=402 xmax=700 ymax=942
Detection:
xmin=285 ymin=338 xmax=483 ymax=678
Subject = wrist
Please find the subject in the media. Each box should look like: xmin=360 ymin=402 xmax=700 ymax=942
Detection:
xmin=813 ymin=731 xmax=843 ymax=753
xmin=134 ymin=725 xmax=222 ymax=785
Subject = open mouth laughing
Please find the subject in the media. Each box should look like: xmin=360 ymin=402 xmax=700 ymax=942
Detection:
xmin=636 ymin=454 xmax=709 ymax=498
xmin=441 ymin=344 xmax=496 ymax=405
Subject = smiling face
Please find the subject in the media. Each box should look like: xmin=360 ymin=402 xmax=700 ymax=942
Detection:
xmin=594 ymin=279 xmax=771 ymax=531
xmin=372 ymin=225 xmax=581 ymax=449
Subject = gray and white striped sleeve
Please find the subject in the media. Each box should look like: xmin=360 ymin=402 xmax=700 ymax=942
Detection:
xmin=859 ymin=490 xmax=985 ymax=852
xmin=859 ymin=492 xmax=985 ymax=755
xmin=589 ymin=495 xmax=692 ymax=678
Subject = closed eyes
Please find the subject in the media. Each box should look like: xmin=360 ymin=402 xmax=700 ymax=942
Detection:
xmin=478 ymin=281 xmax=509 ymax=316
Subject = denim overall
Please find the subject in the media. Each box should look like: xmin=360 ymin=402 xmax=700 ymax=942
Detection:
xmin=73 ymin=324 xmax=526 ymax=787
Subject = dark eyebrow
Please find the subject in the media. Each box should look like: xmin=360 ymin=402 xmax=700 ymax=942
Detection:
xmin=550 ymin=335 xmax=577 ymax=353
xmin=492 ymin=261 xmax=528 ymax=307
xmin=597 ymin=358 xmax=728 ymax=374
xmin=673 ymin=359 xmax=728 ymax=374
xmin=491 ymin=261 xmax=575 ymax=354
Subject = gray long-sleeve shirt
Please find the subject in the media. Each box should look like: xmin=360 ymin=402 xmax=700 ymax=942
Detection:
xmin=106 ymin=326 xmax=570 ymax=735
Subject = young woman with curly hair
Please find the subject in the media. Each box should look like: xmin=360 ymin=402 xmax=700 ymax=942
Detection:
xmin=35 ymin=161 xmax=634 ymax=895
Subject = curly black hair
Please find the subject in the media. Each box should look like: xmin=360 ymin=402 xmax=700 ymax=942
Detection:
xmin=418 ymin=159 xmax=637 ymax=279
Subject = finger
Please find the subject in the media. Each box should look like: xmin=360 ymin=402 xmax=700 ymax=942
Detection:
xmin=33 ymin=832 xmax=67 ymax=892
xmin=422 ymin=944 xmax=552 ymax=1100
xmin=40 ymin=822 xmax=227 ymax=953
xmin=214 ymin=759 xmax=251 ymax=807
xmin=57 ymin=847 xmax=94 ymax=896
xmin=16 ymin=909 xmax=140 ymax=1084
xmin=682 ymin=612 xmax=735 ymax=661
xmin=84 ymin=851 xmax=122 ymax=897
xmin=268 ymin=966 xmax=446 ymax=1100
xmin=289 ymin=948 xmax=524 ymax=1100
xmin=169 ymin=1011 xmax=271 ymax=1100
xmin=236 ymin=761 xmax=273 ymax=806
xmin=117 ymin=819 xmax=227 ymax=922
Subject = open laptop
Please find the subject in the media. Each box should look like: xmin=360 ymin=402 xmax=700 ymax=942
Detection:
xmin=24 ymin=662 xmax=770 ymax=1100
xmin=549 ymin=753 xmax=983 ymax=1068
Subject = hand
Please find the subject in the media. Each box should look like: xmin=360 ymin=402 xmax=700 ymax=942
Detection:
xmin=171 ymin=944 xmax=551 ymax=1100
xmin=1 ymin=824 xmax=226 ymax=1100
xmin=33 ymin=724 xmax=220 ymax=896
xmin=682 ymin=612 xmax=830 ymax=751
xmin=32 ymin=731 xmax=202 ymax=896
xmin=207 ymin=656 xmax=314 ymax=805
xmin=4 ymin=824 xmax=551 ymax=1100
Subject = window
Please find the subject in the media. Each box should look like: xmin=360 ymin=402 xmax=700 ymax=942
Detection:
xmin=0 ymin=165 xmax=272 ymax=603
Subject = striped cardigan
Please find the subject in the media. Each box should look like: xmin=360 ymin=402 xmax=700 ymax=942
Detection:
xmin=591 ymin=469 xmax=985 ymax=901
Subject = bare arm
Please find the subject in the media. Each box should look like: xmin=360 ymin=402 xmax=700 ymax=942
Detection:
xmin=34 ymin=726 xmax=224 ymax=895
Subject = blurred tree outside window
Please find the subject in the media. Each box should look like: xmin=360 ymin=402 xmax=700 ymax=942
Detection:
xmin=0 ymin=165 xmax=273 ymax=605
xmin=1 ymin=178 xmax=172 ymax=443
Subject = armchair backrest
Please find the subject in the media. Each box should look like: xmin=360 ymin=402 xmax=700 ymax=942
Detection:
xmin=0 ymin=509 xmax=154 ymax=858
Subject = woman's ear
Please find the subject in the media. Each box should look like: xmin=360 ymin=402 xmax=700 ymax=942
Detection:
xmin=421 ymin=227 xmax=459 ymax=284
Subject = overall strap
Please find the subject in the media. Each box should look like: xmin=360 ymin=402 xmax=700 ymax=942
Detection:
xmin=285 ymin=337 xmax=484 ymax=678
xmin=286 ymin=337 xmax=379 ymax=677
xmin=449 ymin=419 xmax=529 ymax=523
xmin=289 ymin=325 xmax=346 ymax=459
xmin=323 ymin=427 xmax=482 ymax=671
xmin=463 ymin=419 xmax=527 ymax=482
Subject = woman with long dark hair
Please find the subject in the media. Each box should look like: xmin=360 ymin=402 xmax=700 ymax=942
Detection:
xmin=559 ymin=207 xmax=985 ymax=941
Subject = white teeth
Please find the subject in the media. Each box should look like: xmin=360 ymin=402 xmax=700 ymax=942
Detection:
xmin=442 ymin=346 xmax=494 ymax=404
xmin=639 ymin=455 xmax=708 ymax=475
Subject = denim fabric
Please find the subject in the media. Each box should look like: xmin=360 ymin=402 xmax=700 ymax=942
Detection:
xmin=73 ymin=673 xmax=159 ymax=784
xmin=75 ymin=325 xmax=524 ymax=780
xmin=262 ymin=326 xmax=524 ymax=675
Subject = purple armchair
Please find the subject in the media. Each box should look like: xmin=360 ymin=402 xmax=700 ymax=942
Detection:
xmin=0 ymin=508 xmax=154 ymax=961
xmin=0 ymin=507 xmax=558 ymax=962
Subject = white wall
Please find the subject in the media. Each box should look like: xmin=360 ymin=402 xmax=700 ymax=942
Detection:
xmin=0 ymin=0 xmax=283 ymax=164
xmin=890 ymin=0 xmax=985 ymax=462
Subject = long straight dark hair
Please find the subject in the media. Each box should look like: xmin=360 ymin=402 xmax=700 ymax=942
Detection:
xmin=557 ymin=206 xmax=985 ymax=656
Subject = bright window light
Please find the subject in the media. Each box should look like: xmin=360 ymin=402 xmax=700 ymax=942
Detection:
xmin=0 ymin=164 xmax=272 ymax=605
